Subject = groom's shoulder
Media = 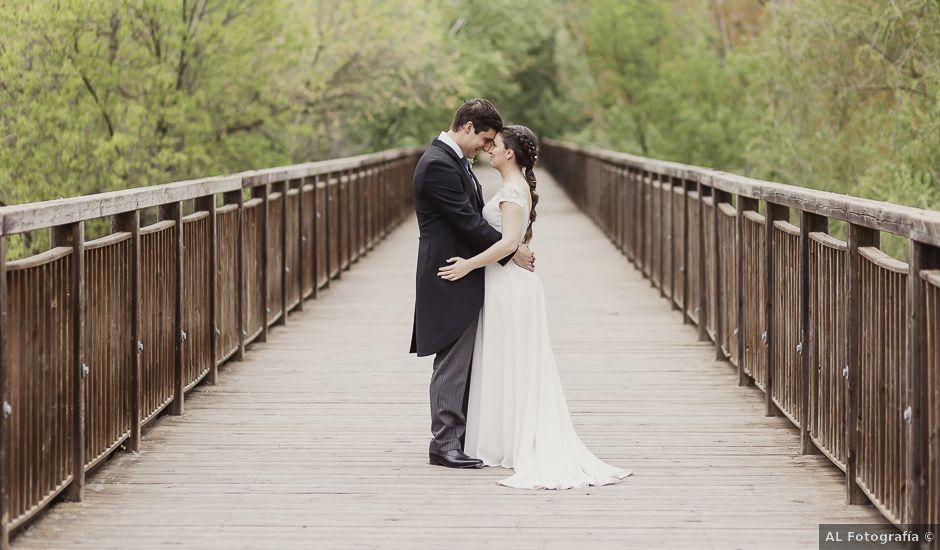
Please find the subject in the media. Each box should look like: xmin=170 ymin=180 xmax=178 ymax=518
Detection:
xmin=418 ymin=142 xmax=457 ymax=171
xmin=415 ymin=148 xmax=460 ymax=193
xmin=423 ymin=139 xmax=452 ymax=161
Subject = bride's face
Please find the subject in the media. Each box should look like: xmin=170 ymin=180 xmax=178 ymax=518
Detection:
xmin=488 ymin=134 xmax=512 ymax=170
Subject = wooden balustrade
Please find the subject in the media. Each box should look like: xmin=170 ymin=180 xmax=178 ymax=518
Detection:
xmin=0 ymin=148 xmax=421 ymax=547
xmin=672 ymin=183 xmax=686 ymax=313
xmin=139 ymin=222 xmax=177 ymax=426
xmin=716 ymin=200 xmax=737 ymax=364
xmin=542 ymin=139 xmax=940 ymax=529
xmin=806 ymin=231 xmax=848 ymax=467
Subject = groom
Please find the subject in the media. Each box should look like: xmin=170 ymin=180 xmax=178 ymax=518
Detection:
xmin=410 ymin=99 xmax=535 ymax=468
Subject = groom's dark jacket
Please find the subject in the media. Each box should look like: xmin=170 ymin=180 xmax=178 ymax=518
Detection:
xmin=410 ymin=138 xmax=512 ymax=357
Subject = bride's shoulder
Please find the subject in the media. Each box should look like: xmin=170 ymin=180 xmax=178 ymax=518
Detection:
xmin=496 ymin=184 xmax=529 ymax=211
xmin=498 ymin=181 xmax=530 ymax=200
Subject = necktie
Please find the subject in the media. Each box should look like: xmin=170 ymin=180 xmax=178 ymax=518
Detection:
xmin=462 ymin=158 xmax=483 ymax=203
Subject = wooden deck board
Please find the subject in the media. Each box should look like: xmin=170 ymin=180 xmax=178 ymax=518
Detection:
xmin=12 ymin=166 xmax=884 ymax=549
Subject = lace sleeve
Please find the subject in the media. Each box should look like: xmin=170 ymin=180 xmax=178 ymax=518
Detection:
xmin=498 ymin=184 xmax=528 ymax=210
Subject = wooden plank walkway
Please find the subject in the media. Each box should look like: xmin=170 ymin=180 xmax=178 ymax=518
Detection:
xmin=12 ymin=166 xmax=884 ymax=549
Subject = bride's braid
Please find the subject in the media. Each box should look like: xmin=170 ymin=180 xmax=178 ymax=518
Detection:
xmin=499 ymin=125 xmax=540 ymax=244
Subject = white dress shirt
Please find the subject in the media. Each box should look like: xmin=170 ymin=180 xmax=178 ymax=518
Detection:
xmin=437 ymin=131 xmax=464 ymax=160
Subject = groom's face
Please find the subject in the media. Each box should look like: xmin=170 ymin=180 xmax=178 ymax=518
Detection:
xmin=459 ymin=122 xmax=498 ymax=158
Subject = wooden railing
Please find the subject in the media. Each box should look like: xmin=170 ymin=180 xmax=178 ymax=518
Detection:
xmin=542 ymin=140 xmax=940 ymax=529
xmin=0 ymin=147 xmax=422 ymax=547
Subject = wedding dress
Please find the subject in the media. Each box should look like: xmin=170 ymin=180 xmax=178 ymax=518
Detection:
xmin=464 ymin=181 xmax=632 ymax=489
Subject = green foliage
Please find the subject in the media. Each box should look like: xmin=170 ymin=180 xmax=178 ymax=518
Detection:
xmin=0 ymin=0 xmax=293 ymax=201
xmin=568 ymin=0 xmax=940 ymax=213
xmin=742 ymin=0 xmax=940 ymax=210
xmin=2 ymin=0 xmax=938 ymax=261
xmin=0 ymin=0 xmax=505 ymax=257
xmin=556 ymin=0 xmax=940 ymax=258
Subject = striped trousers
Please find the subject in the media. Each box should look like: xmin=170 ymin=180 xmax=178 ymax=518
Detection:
xmin=428 ymin=315 xmax=478 ymax=454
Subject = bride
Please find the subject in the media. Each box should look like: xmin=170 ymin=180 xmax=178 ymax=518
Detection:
xmin=437 ymin=125 xmax=632 ymax=490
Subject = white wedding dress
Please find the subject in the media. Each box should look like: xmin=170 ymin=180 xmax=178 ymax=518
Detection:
xmin=465 ymin=181 xmax=632 ymax=490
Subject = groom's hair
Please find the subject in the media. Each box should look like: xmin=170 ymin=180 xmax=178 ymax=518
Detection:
xmin=450 ymin=98 xmax=503 ymax=134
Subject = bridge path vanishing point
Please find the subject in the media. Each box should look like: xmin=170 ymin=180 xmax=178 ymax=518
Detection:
xmin=11 ymin=166 xmax=884 ymax=549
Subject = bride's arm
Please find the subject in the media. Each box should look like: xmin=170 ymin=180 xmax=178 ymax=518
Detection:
xmin=438 ymin=202 xmax=526 ymax=281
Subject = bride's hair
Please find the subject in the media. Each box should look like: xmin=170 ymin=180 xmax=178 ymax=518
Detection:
xmin=499 ymin=125 xmax=540 ymax=244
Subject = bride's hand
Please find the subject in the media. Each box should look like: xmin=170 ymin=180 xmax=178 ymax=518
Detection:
xmin=438 ymin=257 xmax=473 ymax=281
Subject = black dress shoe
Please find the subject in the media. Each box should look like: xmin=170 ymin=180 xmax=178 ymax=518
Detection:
xmin=429 ymin=450 xmax=484 ymax=469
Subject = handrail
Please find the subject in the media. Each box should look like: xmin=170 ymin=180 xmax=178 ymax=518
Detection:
xmin=0 ymin=147 xmax=423 ymax=235
xmin=545 ymin=139 xmax=940 ymax=246
xmin=542 ymin=140 xmax=940 ymax=530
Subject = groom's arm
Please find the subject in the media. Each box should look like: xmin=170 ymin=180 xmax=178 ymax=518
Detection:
xmin=421 ymin=161 xmax=514 ymax=265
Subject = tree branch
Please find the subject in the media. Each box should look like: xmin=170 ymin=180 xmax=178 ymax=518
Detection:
xmin=78 ymin=72 xmax=115 ymax=138
xmin=222 ymin=119 xmax=264 ymax=134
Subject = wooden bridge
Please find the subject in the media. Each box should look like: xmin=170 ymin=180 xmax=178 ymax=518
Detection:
xmin=0 ymin=141 xmax=937 ymax=548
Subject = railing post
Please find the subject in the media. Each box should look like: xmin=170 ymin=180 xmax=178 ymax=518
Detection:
xmin=696 ymin=182 xmax=709 ymax=341
xmin=626 ymin=166 xmax=633 ymax=261
xmin=113 ymin=211 xmax=142 ymax=450
xmin=658 ymin=173 xmax=666 ymax=298
xmin=624 ymin=168 xmax=634 ymax=265
xmin=799 ymin=211 xmax=827 ymax=455
xmin=618 ymin=166 xmax=625 ymax=254
xmin=0 ymin=225 xmax=8 ymax=550
xmin=632 ymin=168 xmax=640 ymax=265
xmin=614 ymin=166 xmax=622 ymax=253
xmin=391 ymin=160 xmax=398 ymax=226
xmin=846 ymin=222 xmax=878 ymax=504
xmin=252 ymin=184 xmax=270 ymax=341
xmin=620 ymin=167 xmax=630 ymax=260
xmin=336 ymin=170 xmax=352 ymax=272
xmin=194 ymin=196 xmax=218 ymax=383
xmin=312 ymin=174 xmax=323 ymax=297
xmin=713 ymin=187 xmax=731 ymax=360
xmin=587 ymin=158 xmax=594 ymax=223
xmin=598 ymin=162 xmax=605 ymax=236
xmin=365 ymin=166 xmax=371 ymax=252
xmin=681 ymin=179 xmax=691 ymax=325
xmin=646 ymin=172 xmax=655 ymax=284
xmin=223 ymin=190 xmax=245 ymax=360
xmin=366 ymin=166 xmax=375 ymax=251
xmin=736 ymin=196 xmax=759 ymax=387
xmin=336 ymin=172 xmax=345 ymax=279
xmin=297 ymin=178 xmax=307 ymax=310
xmin=159 ymin=203 xmax=185 ymax=416
xmin=390 ymin=160 xmax=398 ymax=225
xmin=349 ymin=169 xmax=358 ymax=263
xmin=667 ymin=175 xmax=676 ymax=306
xmin=343 ymin=168 xmax=359 ymax=271
xmin=355 ymin=168 xmax=363 ymax=262
xmin=608 ymin=163 xmax=615 ymax=242
xmin=371 ymin=167 xmax=378 ymax=246
xmin=278 ymin=180 xmax=288 ymax=326
xmin=905 ymin=239 xmax=940 ymax=523
xmin=372 ymin=165 xmax=378 ymax=247
xmin=667 ymin=176 xmax=676 ymax=309
xmin=379 ymin=162 xmax=393 ymax=239
xmin=326 ymin=173 xmax=335 ymax=285
xmin=617 ymin=166 xmax=634 ymax=256
xmin=52 ymin=222 xmax=86 ymax=501
xmin=638 ymin=170 xmax=647 ymax=275
xmin=377 ymin=165 xmax=386 ymax=242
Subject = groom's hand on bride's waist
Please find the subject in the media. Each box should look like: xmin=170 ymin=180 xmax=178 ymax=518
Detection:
xmin=512 ymin=243 xmax=536 ymax=272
